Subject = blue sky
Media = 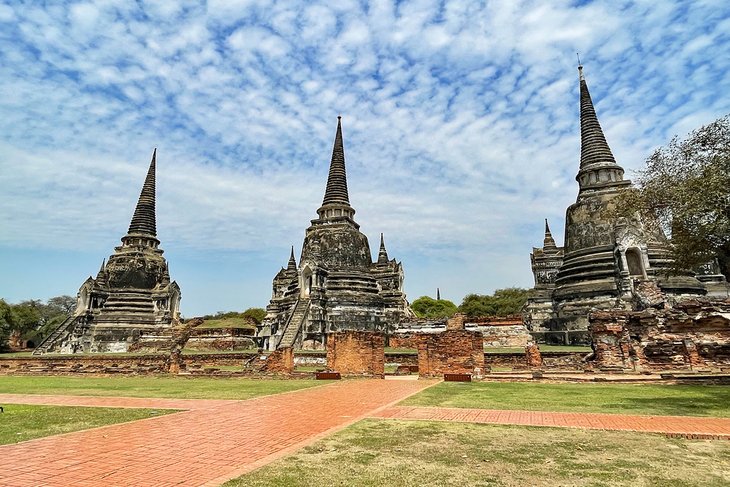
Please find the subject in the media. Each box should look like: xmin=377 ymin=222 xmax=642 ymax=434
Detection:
xmin=1 ymin=0 xmax=729 ymax=316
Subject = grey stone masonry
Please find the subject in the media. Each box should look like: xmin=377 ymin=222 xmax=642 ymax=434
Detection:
xmin=34 ymin=150 xmax=181 ymax=354
xmin=258 ymin=118 xmax=414 ymax=350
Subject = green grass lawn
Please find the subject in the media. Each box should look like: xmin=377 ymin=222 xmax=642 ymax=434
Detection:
xmin=402 ymin=381 xmax=730 ymax=417
xmin=0 ymin=404 xmax=177 ymax=445
xmin=226 ymin=419 xmax=730 ymax=486
xmin=0 ymin=376 xmax=321 ymax=400
xmin=197 ymin=317 xmax=257 ymax=330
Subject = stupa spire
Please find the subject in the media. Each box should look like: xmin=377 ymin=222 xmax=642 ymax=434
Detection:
xmin=377 ymin=233 xmax=389 ymax=264
xmin=287 ymin=246 xmax=297 ymax=271
xmin=575 ymin=65 xmax=628 ymax=192
xmin=322 ymin=116 xmax=350 ymax=206
xmin=543 ymin=219 xmax=557 ymax=250
xmin=128 ymin=149 xmax=157 ymax=237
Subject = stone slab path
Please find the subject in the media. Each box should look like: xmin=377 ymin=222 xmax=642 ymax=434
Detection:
xmin=372 ymin=406 xmax=730 ymax=439
xmin=0 ymin=379 xmax=436 ymax=487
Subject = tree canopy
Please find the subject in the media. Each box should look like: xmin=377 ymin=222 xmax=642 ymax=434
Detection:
xmin=618 ymin=115 xmax=730 ymax=278
xmin=0 ymin=296 xmax=76 ymax=350
xmin=201 ymin=307 xmax=267 ymax=324
xmin=410 ymin=296 xmax=458 ymax=319
xmin=458 ymin=288 xmax=530 ymax=318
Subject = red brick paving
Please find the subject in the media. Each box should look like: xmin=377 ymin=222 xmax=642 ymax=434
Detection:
xmin=0 ymin=393 xmax=233 ymax=410
xmin=372 ymin=406 xmax=730 ymax=439
xmin=0 ymin=379 xmax=436 ymax=487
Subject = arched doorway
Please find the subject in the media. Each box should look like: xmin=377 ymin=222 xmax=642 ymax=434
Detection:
xmin=626 ymin=248 xmax=644 ymax=277
xmin=301 ymin=267 xmax=313 ymax=298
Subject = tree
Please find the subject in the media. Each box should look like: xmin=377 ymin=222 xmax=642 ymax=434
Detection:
xmin=410 ymin=296 xmax=458 ymax=319
xmin=458 ymin=288 xmax=530 ymax=318
xmin=0 ymin=296 xmax=77 ymax=349
xmin=618 ymin=115 xmax=730 ymax=278
xmin=242 ymin=307 xmax=266 ymax=324
xmin=47 ymin=295 xmax=76 ymax=315
xmin=0 ymin=300 xmax=13 ymax=349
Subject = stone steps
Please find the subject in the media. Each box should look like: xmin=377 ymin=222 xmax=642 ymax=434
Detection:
xmin=102 ymin=292 xmax=155 ymax=313
xmin=278 ymin=299 xmax=310 ymax=349
xmin=32 ymin=315 xmax=80 ymax=355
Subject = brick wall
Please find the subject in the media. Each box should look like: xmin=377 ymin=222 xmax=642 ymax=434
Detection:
xmin=525 ymin=343 xmax=543 ymax=368
xmin=259 ymin=347 xmax=294 ymax=374
xmin=326 ymin=331 xmax=385 ymax=377
xmin=417 ymin=330 xmax=485 ymax=378
xmin=589 ymin=299 xmax=730 ymax=370
xmin=446 ymin=313 xmax=466 ymax=330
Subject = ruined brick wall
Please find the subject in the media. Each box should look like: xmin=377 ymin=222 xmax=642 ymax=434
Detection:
xmin=0 ymin=352 xmax=263 ymax=375
xmin=388 ymin=334 xmax=423 ymax=349
xmin=481 ymin=325 xmax=531 ymax=347
xmin=417 ymin=330 xmax=484 ymax=378
xmin=482 ymin=351 xmax=586 ymax=370
xmin=589 ymin=299 xmax=730 ymax=370
xmin=259 ymin=347 xmax=294 ymax=374
xmin=326 ymin=331 xmax=385 ymax=377
xmin=446 ymin=313 xmax=466 ymax=330
xmin=525 ymin=343 xmax=543 ymax=368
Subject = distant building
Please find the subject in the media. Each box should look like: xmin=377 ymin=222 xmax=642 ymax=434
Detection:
xmin=257 ymin=117 xmax=414 ymax=350
xmin=34 ymin=150 xmax=180 ymax=354
xmin=524 ymin=65 xmax=719 ymax=333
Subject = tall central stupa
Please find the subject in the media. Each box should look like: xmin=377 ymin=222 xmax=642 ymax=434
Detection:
xmin=257 ymin=117 xmax=414 ymax=350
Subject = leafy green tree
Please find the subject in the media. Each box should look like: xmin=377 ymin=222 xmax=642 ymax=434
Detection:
xmin=46 ymin=295 xmax=76 ymax=315
xmin=617 ymin=115 xmax=730 ymax=278
xmin=458 ymin=288 xmax=530 ymax=318
xmin=242 ymin=307 xmax=266 ymax=324
xmin=0 ymin=300 xmax=13 ymax=349
xmin=411 ymin=296 xmax=458 ymax=319
xmin=0 ymin=296 xmax=77 ymax=348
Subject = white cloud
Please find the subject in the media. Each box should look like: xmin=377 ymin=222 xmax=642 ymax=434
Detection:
xmin=1 ymin=0 xmax=729 ymax=314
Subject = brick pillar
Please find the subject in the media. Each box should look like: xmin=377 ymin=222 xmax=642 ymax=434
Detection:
xmin=417 ymin=330 xmax=484 ymax=378
xmin=326 ymin=331 xmax=385 ymax=377
xmin=262 ymin=346 xmax=294 ymax=374
xmin=446 ymin=313 xmax=466 ymax=330
xmin=525 ymin=343 xmax=542 ymax=368
xmin=589 ymin=311 xmax=630 ymax=368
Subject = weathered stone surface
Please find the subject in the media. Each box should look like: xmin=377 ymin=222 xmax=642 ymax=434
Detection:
xmin=588 ymin=299 xmax=730 ymax=370
xmin=525 ymin=66 xmax=715 ymax=333
xmin=417 ymin=330 xmax=485 ymax=378
xmin=393 ymin=316 xmax=531 ymax=348
xmin=34 ymin=151 xmax=181 ymax=355
xmin=258 ymin=119 xmax=414 ymax=350
xmin=326 ymin=331 xmax=384 ymax=377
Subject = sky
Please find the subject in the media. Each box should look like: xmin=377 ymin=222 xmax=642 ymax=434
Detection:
xmin=1 ymin=1 xmax=729 ymax=317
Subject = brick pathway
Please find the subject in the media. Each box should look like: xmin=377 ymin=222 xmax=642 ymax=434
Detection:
xmin=372 ymin=406 xmax=730 ymax=439
xmin=0 ymin=379 xmax=436 ymax=487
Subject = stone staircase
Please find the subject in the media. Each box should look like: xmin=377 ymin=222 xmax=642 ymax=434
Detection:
xmin=101 ymin=291 xmax=155 ymax=314
xmin=32 ymin=315 xmax=82 ymax=355
xmin=277 ymin=298 xmax=310 ymax=349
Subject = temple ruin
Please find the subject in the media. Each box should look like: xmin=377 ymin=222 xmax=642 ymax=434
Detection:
xmin=257 ymin=117 xmax=414 ymax=350
xmin=524 ymin=65 xmax=725 ymax=335
xmin=34 ymin=150 xmax=181 ymax=354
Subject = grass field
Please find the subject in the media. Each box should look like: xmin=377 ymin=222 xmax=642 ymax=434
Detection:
xmin=402 ymin=381 xmax=730 ymax=417
xmin=0 ymin=376 xmax=322 ymax=400
xmin=227 ymin=419 xmax=730 ymax=486
xmin=0 ymin=404 xmax=177 ymax=445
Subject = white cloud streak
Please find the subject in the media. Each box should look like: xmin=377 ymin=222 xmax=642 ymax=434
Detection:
xmin=1 ymin=0 xmax=729 ymax=313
